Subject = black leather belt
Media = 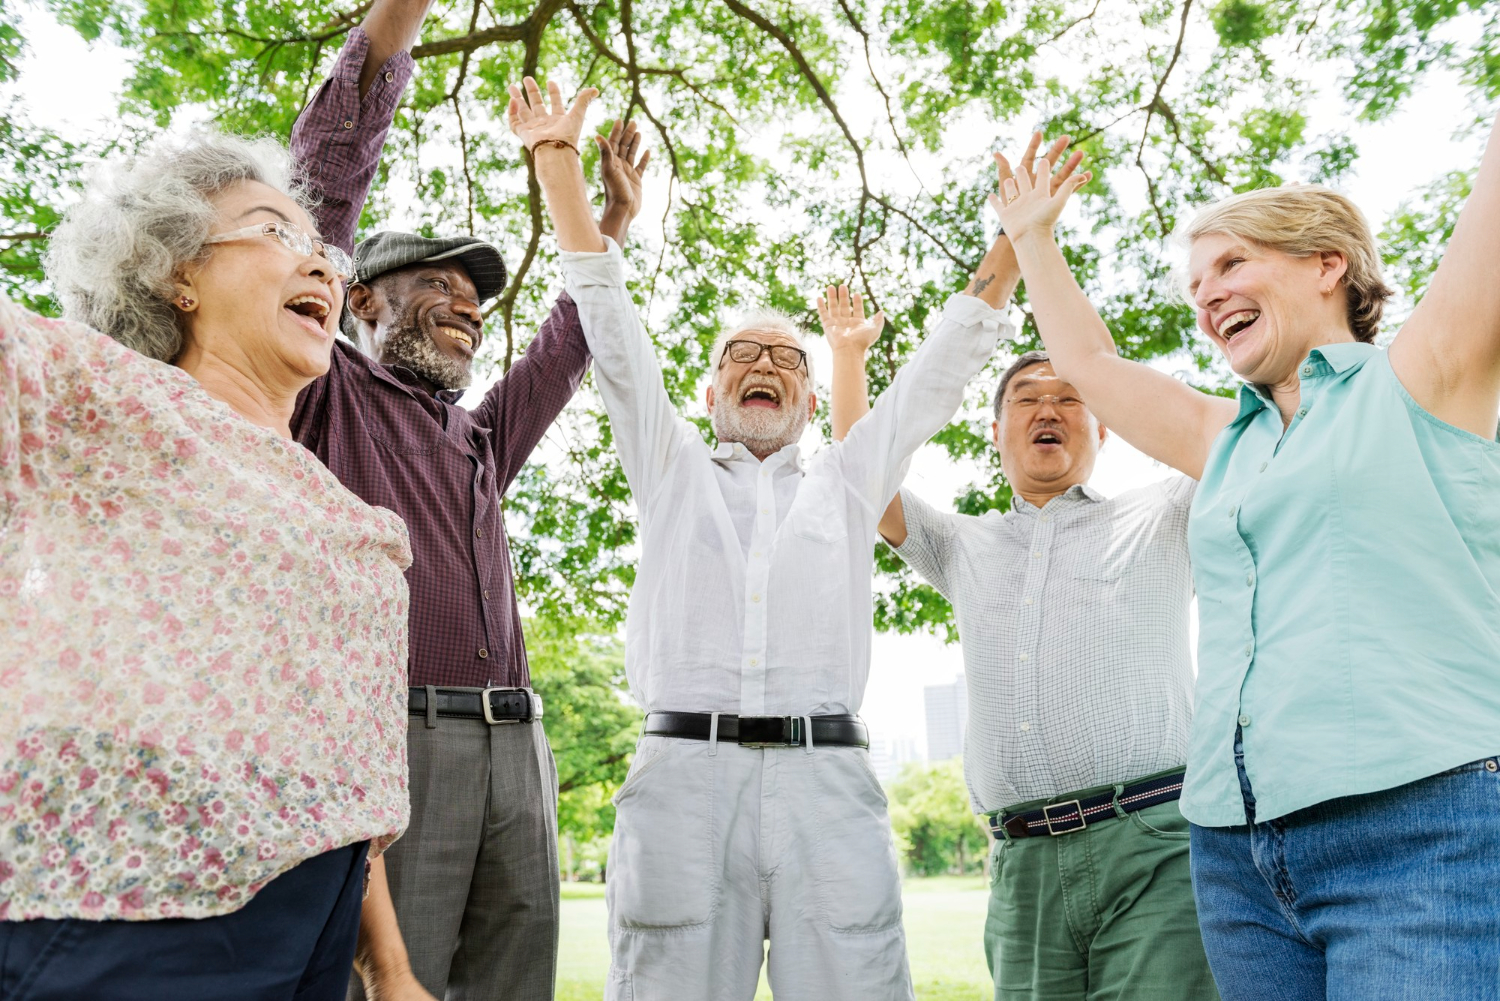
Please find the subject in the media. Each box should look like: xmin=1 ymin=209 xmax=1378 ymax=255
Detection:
xmin=643 ymin=711 xmax=868 ymax=748
xmin=989 ymin=769 xmax=1185 ymax=839
xmin=407 ymin=686 xmax=543 ymax=723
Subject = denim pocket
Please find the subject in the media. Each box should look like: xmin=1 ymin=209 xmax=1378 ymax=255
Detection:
xmin=8 ymin=919 xmax=82 ymax=1000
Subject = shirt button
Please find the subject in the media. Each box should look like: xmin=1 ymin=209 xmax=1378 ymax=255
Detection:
xmin=1228 ymin=506 xmax=1237 ymax=518
xmin=1486 ymin=760 xmax=1498 ymax=773
xmin=1246 ymin=572 xmax=1255 ymax=587
xmin=1020 ymin=722 xmax=1032 ymax=732
xmin=1259 ymin=461 xmax=1268 ymax=473
xmin=483 ymin=589 xmax=490 ymax=599
xmin=475 ymin=528 xmax=483 ymax=538
xmin=1238 ymin=713 xmax=1252 ymax=727
xmin=752 ymin=594 xmax=761 ymax=603
xmin=1024 ymin=597 xmax=1034 ymax=605
xmin=384 ymin=71 xmax=394 ymax=82
xmin=761 ymin=468 xmax=769 ymax=477
xmin=1031 ymin=551 xmax=1041 ymax=559
xmin=343 ymin=120 xmax=354 ymax=129
xmin=749 ymin=657 xmax=759 ymax=666
xmin=1301 ymin=365 xmax=1313 ymax=377
xmin=478 ymin=648 xmax=488 ymax=659
xmin=761 ymin=508 xmax=769 ymax=515
xmin=1244 ymin=643 xmax=1253 ymax=656
xmin=1018 ymin=653 xmax=1029 ymax=661
xmin=753 ymin=551 xmax=762 ymax=559
xmin=1041 ymin=514 xmax=1050 ymax=522
xmin=1297 ymin=406 xmax=1308 ymax=418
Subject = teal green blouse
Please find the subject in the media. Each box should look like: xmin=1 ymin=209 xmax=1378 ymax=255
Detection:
xmin=1184 ymin=343 xmax=1500 ymax=827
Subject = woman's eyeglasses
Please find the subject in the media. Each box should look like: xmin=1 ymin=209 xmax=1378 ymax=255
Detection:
xmin=204 ymin=221 xmax=355 ymax=281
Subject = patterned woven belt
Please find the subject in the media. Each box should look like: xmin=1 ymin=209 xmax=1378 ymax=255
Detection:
xmin=989 ymin=770 xmax=1186 ymax=839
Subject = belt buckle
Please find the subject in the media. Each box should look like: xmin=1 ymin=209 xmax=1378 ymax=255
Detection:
xmin=737 ymin=715 xmax=800 ymax=748
xmin=480 ymin=687 xmax=533 ymax=725
xmin=1042 ymin=799 xmax=1085 ymax=835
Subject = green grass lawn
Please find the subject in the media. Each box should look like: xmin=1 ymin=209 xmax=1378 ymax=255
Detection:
xmin=556 ymin=875 xmax=992 ymax=1000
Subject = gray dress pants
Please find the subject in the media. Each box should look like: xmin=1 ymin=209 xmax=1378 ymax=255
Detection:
xmin=348 ymin=710 xmax=560 ymax=1001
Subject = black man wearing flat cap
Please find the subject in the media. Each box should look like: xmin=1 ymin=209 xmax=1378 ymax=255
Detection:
xmin=286 ymin=7 xmax=650 ymax=998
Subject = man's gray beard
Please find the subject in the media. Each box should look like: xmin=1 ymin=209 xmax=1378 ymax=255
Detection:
xmin=713 ymin=400 xmax=809 ymax=455
xmin=381 ymin=320 xmax=473 ymax=392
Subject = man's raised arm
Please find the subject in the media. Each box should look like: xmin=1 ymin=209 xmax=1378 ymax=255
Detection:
xmin=290 ymin=0 xmax=433 ymax=253
xmin=507 ymin=76 xmax=686 ymax=511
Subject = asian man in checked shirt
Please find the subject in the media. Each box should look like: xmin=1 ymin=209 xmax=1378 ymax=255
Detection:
xmin=507 ymin=75 xmax=1027 ymax=1001
xmin=830 ymin=138 xmax=1219 ymax=1000
xmin=283 ymin=6 xmax=648 ymax=1000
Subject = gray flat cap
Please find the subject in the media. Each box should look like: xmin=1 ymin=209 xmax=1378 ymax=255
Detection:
xmin=341 ymin=231 xmax=507 ymax=337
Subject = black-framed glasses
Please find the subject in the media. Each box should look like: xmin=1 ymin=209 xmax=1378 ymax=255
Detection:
xmin=720 ymin=339 xmax=807 ymax=372
xmin=204 ymin=221 xmax=355 ymax=280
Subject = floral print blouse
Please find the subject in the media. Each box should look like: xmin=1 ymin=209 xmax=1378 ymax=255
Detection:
xmin=0 ymin=297 xmax=413 ymax=920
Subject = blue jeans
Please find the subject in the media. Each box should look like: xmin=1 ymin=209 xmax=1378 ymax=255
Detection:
xmin=1190 ymin=730 xmax=1500 ymax=1000
xmin=0 ymin=842 xmax=368 ymax=1001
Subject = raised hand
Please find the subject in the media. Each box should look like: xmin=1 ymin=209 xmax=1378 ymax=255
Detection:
xmin=597 ymin=119 xmax=652 ymax=223
xmin=817 ymin=284 xmax=886 ymax=354
xmin=989 ymin=131 xmax=1091 ymax=244
xmin=506 ymin=76 xmax=598 ymax=153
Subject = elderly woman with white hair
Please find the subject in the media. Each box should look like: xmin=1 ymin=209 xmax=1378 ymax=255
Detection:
xmin=993 ymin=113 xmax=1500 ymax=1000
xmin=0 ymin=131 xmax=412 ymax=998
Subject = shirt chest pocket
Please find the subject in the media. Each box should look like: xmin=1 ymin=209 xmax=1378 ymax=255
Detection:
xmin=785 ymin=493 xmax=850 ymax=545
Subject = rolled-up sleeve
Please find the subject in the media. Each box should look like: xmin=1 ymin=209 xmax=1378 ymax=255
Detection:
xmin=290 ymin=27 xmax=414 ymax=253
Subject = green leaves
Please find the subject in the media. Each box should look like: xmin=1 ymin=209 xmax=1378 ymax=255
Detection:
xmin=2 ymin=0 xmax=1490 ymax=643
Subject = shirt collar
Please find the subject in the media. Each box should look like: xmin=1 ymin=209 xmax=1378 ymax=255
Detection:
xmin=1232 ymin=341 xmax=1378 ymax=422
xmin=711 ymin=439 xmax=804 ymax=469
xmin=1010 ymin=482 xmax=1103 ymax=514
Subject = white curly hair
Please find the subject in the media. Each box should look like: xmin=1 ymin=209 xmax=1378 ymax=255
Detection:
xmin=45 ymin=130 xmax=314 ymax=363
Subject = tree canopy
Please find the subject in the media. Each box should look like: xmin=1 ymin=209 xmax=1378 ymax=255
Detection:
xmin=2 ymin=0 xmax=1495 ymax=637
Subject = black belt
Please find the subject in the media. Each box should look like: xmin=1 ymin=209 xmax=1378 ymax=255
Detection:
xmin=643 ymin=711 xmax=868 ymax=748
xmin=989 ymin=770 xmax=1185 ymax=839
xmin=407 ymin=686 xmax=543 ymax=723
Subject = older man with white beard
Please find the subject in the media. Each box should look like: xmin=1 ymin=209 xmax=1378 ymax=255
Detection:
xmin=508 ymin=76 xmax=1020 ymax=1001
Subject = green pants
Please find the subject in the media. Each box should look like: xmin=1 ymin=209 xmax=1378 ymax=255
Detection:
xmin=984 ymin=775 xmax=1220 ymax=1001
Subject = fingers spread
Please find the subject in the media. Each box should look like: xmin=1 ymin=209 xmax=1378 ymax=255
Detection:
xmin=635 ymin=148 xmax=652 ymax=173
xmin=523 ymin=76 xmax=544 ymax=109
xmin=1019 ymin=130 xmax=1043 ymax=172
xmin=547 ymin=79 xmax=565 ymax=115
xmin=1052 ymin=149 xmax=1084 ymax=190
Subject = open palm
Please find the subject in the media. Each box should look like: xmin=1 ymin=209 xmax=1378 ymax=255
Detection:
xmin=506 ymin=76 xmax=597 ymax=151
xmin=818 ymin=284 xmax=885 ymax=353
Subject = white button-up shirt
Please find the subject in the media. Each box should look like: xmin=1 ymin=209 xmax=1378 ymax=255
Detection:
xmin=561 ymin=241 xmax=1009 ymax=715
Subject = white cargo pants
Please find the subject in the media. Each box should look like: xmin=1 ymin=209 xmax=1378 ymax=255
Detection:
xmin=604 ymin=734 xmax=915 ymax=1001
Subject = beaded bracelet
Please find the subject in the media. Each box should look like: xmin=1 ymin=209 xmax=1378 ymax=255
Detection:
xmin=528 ymin=138 xmax=580 ymax=157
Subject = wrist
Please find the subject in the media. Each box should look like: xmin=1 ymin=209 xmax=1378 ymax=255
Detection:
xmin=1006 ymin=227 xmax=1054 ymax=252
xmin=830 ymin=344 xmax=870 ymax=360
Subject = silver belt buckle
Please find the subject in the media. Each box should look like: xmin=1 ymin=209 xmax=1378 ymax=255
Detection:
xmin=480 ymin=687 xmax=537 ymax=725
xmin=1042 ymin=799 xmax=1086 ymax=835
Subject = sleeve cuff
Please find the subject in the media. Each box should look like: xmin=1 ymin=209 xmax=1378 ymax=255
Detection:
xmin=560 ymin=236 xmax=628 ymax=288
xmin=941 ymin=293 xmax=1017 ymax=341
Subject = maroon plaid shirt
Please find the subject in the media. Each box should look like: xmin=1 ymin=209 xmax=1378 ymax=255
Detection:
xmin=290 ymin=28 xmax=590 ymax=688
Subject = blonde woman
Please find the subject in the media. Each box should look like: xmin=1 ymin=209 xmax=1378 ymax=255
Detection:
xmin=994 ymin=112 xmax=1500 ymax=1000
xmin=0 ymin=132 xmax=412 ymax=998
